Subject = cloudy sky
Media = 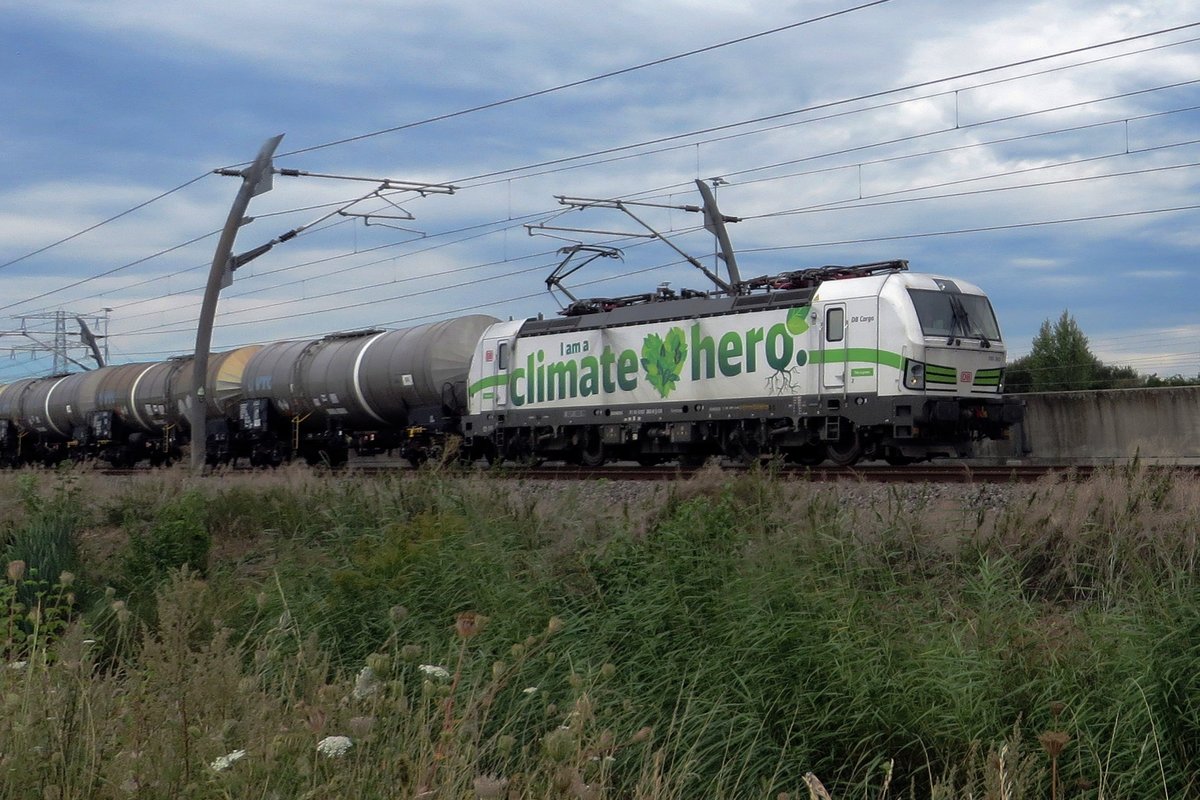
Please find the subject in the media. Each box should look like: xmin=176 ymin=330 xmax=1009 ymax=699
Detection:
xmin=2 ymin=0 xmax=1198 ymax=384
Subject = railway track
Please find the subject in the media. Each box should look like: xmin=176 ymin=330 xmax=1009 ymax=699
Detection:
xmin=441 ymin=462 xmax=1106 ymax=483
xmin=92 ymin=461 xmax=1200 ymax=483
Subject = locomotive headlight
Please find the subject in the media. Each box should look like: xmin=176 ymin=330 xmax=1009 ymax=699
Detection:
xmin=904 ymin=359 xmax=925 ymax=390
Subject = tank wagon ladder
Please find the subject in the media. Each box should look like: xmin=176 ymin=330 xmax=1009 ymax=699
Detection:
xmin=160 ymin=423 xmax=177 ymax=461
xmin=291 ymin=412 xmax=312 ymax=455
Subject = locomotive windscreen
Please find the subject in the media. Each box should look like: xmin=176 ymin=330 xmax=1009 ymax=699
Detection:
xmin=908 ymin=289 xmax=1001 ymax=341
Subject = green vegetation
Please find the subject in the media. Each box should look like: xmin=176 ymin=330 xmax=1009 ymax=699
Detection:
xmin=1006 ymin=309 xmax=1200 ymax=392
xmin=2 ymin=464 xmax=1199 ymax=798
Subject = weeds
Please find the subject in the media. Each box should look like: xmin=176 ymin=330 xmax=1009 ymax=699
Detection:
xmin=0 ymin=464 xmax=1196 ymax=798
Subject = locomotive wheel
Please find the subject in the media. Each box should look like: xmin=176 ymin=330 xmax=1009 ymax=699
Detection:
xmin=481 ymin=442 xmax=499 ymax=466
xmin=825 ymin=429 xmax=862 ymax=467
xmin=579 ymin=429 xmax=605 ymax=467
xmin=786 ymin=445 xmax=826 ymax=467
xmin=725 ymin=429 xmax=762 ymax=465
xmin=504 ymin=436 xmax=542 ymax=467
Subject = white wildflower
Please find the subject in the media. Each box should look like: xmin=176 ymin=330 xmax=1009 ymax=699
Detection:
xmin=418 ymin=664 xmax=450 ymax=680
xmin=352 ymin=665 xmax=380 ymax=700
xmin=8 ymin=661 xmax=27 ymax=671
xmin=316 ymin=735 xmax=353 ymax=759
xmin=522 ymin=686 xmax=538 ymax=695
xmin=210 ymin=749 xmax=246 ymax=772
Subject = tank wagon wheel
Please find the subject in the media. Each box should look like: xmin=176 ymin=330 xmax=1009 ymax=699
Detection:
xmin=303 ymin=448 xmax=348 ymax=469
xmin=883 ymin=448 xmax=916 ymax=466
xmin=249 ymin=451 xmax=282 ymax=469
xmin=825 ymin=426 xmax=863 ymax=467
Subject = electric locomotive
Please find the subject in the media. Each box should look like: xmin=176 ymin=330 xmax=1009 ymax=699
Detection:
xmin=462 ymin=260 xmax=1021 ymax=467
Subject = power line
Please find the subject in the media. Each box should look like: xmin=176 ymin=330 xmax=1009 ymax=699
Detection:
xmin=270 ymin=2 xmax=895 ymax=160
xmin=26 ymin=87 xmax=1200 ymax=327
xmin=0 ymin=227 xmax=222 ymax=314
xmin=107 ymin=150 xmax=1200 ymax=338
xmin=747 ymin=148 xmax=1200 ymax=220
xmin=6 ymin=31 xmax=1196 ymax=320
xmin=743 ymin=203 xmax=1200 ymax=252
xmin=62 ymin=139 xmax=1200 ymax=346
xmin=463 ymin=35 xmax=1200 ymax=195
xmin=0 ymin=173 xmax=211 ymax=272
xmin=0 ymin=2 xmax=892 ymax=294
xmin=2 ymin=23 xmax=1197 ymax=375
xmin=447 ymin=22 xmax=1200 ymax=186
xmin=715 ymin=88 xmax=1200 ymax=200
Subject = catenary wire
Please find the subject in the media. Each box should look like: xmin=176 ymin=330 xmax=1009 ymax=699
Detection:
xmin=0 ymin=2 xmax=891 ymax=296
xmin=0 ymin=24 xmax=1195 ymax=376
xmin=6 ymin=33 xmax=1197 ymax=319
xmin=268 ymin=2 xmax=895 ymax=160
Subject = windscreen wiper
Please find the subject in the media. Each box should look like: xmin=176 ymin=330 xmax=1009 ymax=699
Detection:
xmin=949 ymin=295 xmax=990 ymax=348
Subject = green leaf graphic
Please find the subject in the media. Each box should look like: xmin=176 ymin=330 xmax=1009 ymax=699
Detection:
xmin=641 ymin=327 xmax=688 ymax=397
xmin=786 ymin=306 xmax=810 ymax=335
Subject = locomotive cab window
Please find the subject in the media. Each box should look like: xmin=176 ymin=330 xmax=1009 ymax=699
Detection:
xmin=497 ymin=342 xmax=509 ymax=370
xmin=825 ymin=308 xmax=845 ymax=342
xmin=908 ymin=289 xmax=1001 ymax=341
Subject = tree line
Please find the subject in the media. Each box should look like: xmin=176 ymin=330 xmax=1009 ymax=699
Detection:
xmin=1004 ymin=310 xmax=1200 ymax=393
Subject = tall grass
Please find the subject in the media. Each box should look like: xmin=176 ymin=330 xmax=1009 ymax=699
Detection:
xmin=0 ymin=463 xmax=1197 ymax=798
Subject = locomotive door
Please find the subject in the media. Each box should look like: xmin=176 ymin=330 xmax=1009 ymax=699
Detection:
xmin=821 ymin=304 xmax=847 ymax=390
xmin=845 ymin=297 xmax=879 ymax=396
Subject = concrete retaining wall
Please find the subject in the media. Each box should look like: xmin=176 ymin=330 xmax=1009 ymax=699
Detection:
xmin=974 ymin=385 xmax=1200 ymax=464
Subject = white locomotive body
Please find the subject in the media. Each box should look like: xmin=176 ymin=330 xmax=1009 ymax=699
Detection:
xmin=464 ymin=262 xmax=1020 ymax=466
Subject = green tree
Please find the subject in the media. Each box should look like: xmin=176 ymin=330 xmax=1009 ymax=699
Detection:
xmin=1145 ymin=372 xmax=1200 ymax=387
xmin=1025 ymin=310 xmax=1101 ymax=392
xmin=1002 ymin=354 xmax=1033 ymax=393
xmin=1094 ymin=362 xmax=1143 ymax=389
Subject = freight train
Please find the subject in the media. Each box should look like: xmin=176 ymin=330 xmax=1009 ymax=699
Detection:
xmin=0 ymin=262 xmax=1023 ymax=469
xmin=0 ymin=188 xmax=1023 ymax=469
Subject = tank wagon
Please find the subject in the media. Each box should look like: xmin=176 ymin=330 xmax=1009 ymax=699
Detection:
xmin=462 ymin=261 xmax=1022 ymax=467
xmin=0 ymin=347 xmax=260 ymax=467
xmin=218 ymin=315 xmax=497 ymax=467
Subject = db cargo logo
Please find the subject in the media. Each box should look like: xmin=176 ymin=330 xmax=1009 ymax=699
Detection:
xmin=960 ymin=370 xmax=973 ymax=383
